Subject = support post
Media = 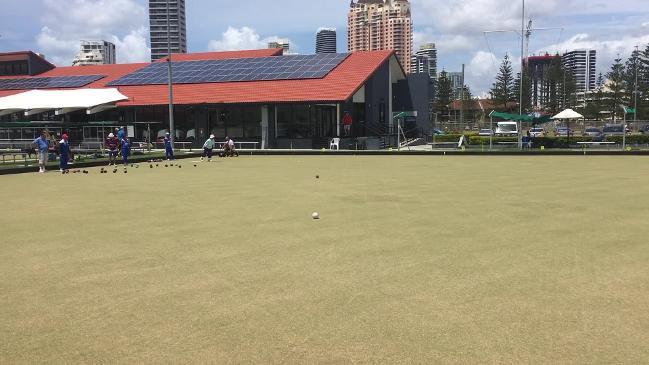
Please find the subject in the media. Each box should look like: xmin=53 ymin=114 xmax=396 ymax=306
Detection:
xmin=166 ymin=0 xmax=175 ymax=145
xmin=336 ymin=104 xmax=341 ymax=137
xmin=261 ymin=105 xmax=269 ymax=149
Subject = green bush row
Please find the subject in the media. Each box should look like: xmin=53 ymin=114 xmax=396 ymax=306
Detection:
xmin=465 ymin=135 xmax=649 ymax=148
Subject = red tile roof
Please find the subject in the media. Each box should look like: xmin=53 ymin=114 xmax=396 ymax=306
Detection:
xmin=155 ymin=48 xmax=283 ymax=62
xmin=0 ymin=90 xmax=22 ymax=98
xmin=0 ymin=49 xmax=395 ymax=106
xmin=118 ymin=50 xmax=393 ymax=106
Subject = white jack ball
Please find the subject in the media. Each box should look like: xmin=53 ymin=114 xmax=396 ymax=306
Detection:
xmin=312 ymin=212 xmax=320 ymax=220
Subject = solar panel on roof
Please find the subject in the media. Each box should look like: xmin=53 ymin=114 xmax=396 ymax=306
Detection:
xmin=107 ymin=53 xmax=349 ymax=86
xmin=0 ymin=75 xmax=105 ymax=91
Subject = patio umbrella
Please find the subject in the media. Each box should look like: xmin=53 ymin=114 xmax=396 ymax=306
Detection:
xmin=552 ymin=109 xmax=584 ymax=147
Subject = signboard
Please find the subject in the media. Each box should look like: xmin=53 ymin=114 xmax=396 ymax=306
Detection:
xmin=127 ymin=125 xmax=135 ymax=138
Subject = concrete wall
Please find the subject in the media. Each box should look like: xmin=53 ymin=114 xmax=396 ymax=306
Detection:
xmin=363 ymin=61 xmax=391 ymax=129
xmin=393 ymin=73 xmax=432 ymax=133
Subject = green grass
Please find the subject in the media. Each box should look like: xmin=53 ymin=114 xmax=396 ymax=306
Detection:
xmin=1 ymin=156 xmax=648 ymax=364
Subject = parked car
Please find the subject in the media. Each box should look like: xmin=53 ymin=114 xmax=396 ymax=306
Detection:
xmin=602 ymin=124 xmax=625 ymax=136
xmin=528 ymin=128 xmax=546 ymax=138
xmin=583 ymin=127 xmax=603 ymax=138
xmin=478 ymin=128 xmax=493 ymax=136
xmin=495 ymin=121 xmax=518 ymax=136
xmin=639 ymin=124 xmax=649 ymax=134
xmin=431 ymin=129 xmax=445 ymax=135
xmin=555 ymin=127 xmax=574 ymax=137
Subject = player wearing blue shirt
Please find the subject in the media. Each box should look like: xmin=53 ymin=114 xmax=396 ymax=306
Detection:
xmin=32 ymin=131 xmax=50 ymax=173
xmin=117 ymin=127 xmax=125 ymax=141
xmin=163 ymin=132 xmax=174 ymax=160
xmin=59 ymin=134 xmax=71 ymax=172
xmin=121 ymin=138 xmax=131 ymax=166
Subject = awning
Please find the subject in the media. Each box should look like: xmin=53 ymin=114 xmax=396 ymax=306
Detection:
xmin=489 ymin=111 xmax=552 ymax=123
xmin=0 ymin=88 xmax=128 ymax=116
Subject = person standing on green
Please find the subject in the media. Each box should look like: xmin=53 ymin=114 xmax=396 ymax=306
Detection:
xmin=32 ymin=131 xmax=50 ymax=173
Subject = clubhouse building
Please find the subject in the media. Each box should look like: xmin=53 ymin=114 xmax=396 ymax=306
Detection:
xmin=0 ymin=49 xmax=430 ymax=149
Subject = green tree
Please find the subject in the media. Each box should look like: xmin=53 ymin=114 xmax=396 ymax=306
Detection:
xmin=629 ymin=44 xmax=649 ymax=121
xmin=513 ymin=70 xmax=532 ymax=113
xmin=436 ymin=70 xmax=453 ymax=122
xmin=606 ymin=56 xmax=626 ymax=121
xmin=624 ymin=47 xmax=642 ymax=108
xmin=489 ymin=55 xmax=516 ymax=111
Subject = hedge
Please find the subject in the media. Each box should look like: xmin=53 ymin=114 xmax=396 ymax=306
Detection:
xmin=465 ymin=135 xmax=649 ymax=148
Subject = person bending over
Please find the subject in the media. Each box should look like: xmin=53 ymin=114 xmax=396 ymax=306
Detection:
xmin=201 ymin=134 xmax=216 ymax=162
xmin=222 ymin=137 xmax=238 ymax=157
xmin=106 ymin=133 xmax=119 ymax=166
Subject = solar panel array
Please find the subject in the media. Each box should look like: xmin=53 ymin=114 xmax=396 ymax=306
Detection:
xmin=0 ymin=75 xmax=105 ymax=90
xmin=107 ymin=53 xmax=349 ymax=86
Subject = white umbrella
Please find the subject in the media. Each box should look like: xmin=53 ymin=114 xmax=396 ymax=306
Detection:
xmin=552 ymin=109 xmax=584 ymax=147
xmin=552 ymin=109 xmax=584 ymax=120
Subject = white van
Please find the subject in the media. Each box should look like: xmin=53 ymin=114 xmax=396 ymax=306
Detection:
xmin=495 ymin=121 xmax=518 ymax=136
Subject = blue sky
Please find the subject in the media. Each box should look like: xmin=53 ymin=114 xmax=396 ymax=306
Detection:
xmin=1 ymin=0 xmax=648 ymax=94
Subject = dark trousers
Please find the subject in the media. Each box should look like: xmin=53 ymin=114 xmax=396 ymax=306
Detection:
xmin=165 ymin=147 xmax=174 ymax=160
xmin=60 ymin=155 xmax=69 ymax=170
xmin=202 ymin=148 xmax=213 ymax=158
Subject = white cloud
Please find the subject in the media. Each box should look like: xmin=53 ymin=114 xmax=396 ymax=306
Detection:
xmin=35 ymin=0 xmax=150 ymax=65
xmin=207 ymin=26 xmax=290 ymax=52
xmin=109 ymin=28 xmax=150 ymax=64
xmin=414 ymin=29 xmax=475 ymax=53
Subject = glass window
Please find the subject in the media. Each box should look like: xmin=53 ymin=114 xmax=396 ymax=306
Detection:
xmin=226 ymin=107 xmax=244 ymax=138
xmin=276 ymin=105 xmax=291 ymax=138
xmin=209 ymin=109 xmax=226 ymax=139
xmin=293 ymin=105 xmax=311 ymax=138
xmin=243 ymin=106 xmax=261 ymax=138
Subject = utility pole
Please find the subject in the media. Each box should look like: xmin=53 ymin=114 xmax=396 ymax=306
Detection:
xmin=634 ymin=45 xmax=639 ymax=132
xmin=518 ymin=0 xmax=525 ymax=149
xmin=460 ymin=64 xmax=465 ymax=129
xmin=166 ymin=0 xmax=175 ymax=144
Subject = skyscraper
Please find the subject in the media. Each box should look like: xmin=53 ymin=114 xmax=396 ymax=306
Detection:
xmin=316 ymin=28 xmax=337 ymax=54
xmin=562 ymin=49 xmax=597 ymax=93
xmin=72 ymin=40 xmax=116 ymax=66
xmin=411 ymin=43 xmax=436 ymax=79
xmin=149 ymin=0 xmax=187 ymax=61
xmin=347 ymin=0 xmax=413 ymax=73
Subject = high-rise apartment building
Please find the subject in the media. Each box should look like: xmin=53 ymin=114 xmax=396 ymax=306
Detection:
xmin=347 ymin=0 xmax=413 ymax=73
xmin=562 ymin=49 xmax=596 ymax=93
xmin=72 ymin=40 xmax=116 ymax=66
xmin=268 ymin=40 xmax=290 ymax=54
xmin=316 ymin=28 xmax=337 ymax=54
xmin=525 ymin=54 xmax=561 ymax=108
xmin=149 ymin=0 xmax=187 ymax=61
xmin=447 ymin=71 xmax=463 ymax=99
xmin=411 ymin=43 xmax=436 ymax=79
